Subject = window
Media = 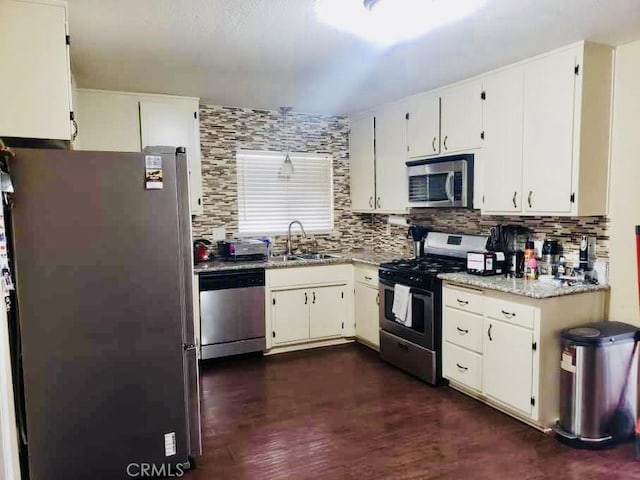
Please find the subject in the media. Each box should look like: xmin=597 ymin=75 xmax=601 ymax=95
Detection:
xmin=237 ymin=150 xmax=334 ymax=235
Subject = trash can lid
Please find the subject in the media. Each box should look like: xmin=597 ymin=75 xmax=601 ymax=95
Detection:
xmin=561 ymin=321 xmax=639 ymax=346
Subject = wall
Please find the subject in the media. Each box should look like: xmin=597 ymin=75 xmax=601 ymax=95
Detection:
xmin=608 ymin=40 xmax=640 ymax=325
xmin=191 ymin=105 xmax=411 ymax=257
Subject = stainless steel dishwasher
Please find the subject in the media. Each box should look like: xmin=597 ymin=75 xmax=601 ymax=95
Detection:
xmin=198 ymin=268 xmax=265 ymax=359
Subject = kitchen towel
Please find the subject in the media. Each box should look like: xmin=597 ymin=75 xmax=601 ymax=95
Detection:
xmin=392 ymin=284 xmax=412 ymax=328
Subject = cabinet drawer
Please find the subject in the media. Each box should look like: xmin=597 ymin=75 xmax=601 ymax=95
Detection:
xmin=444 ymin=342 xmax=482 ymax=392
xmin=354 ymin=265 xmax=378 ymax=288
xmin=443 ymin=285 xmax=484 ymax=315
xmin=443 ymin=307 xmax=483 ymax=353
xmin=485 ymin=297 xmax=535 ymax=329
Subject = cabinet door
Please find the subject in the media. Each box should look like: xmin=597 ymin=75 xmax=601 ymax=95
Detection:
xmin=140 ymin=101 xmax=203 ymax=215
xmin=483 ymin=318 xmax=534 ymax=415
xmin=309 ymin=286 xmax=347 ymax=339
xmin=482 ymin=68 xmax=524 ymax=213
xmin=374 ymin=103 xmax=408 ymax=213
xmin=0 ymin=0 xmax=71 ymax=140
xmin=406 ymin=93 xmax=440 ymax=159
xmin=349 ymin=115 xmax=376 ymax=212
xmin=355 ymin=283 xmax=380 ymax=348
xmin=522 ymin=49 xmax=577 ymax=214
xmin=272 ymin=290 xmax=310 ymax=345
xmin=441 ymin=81 xmax=483 ymax=154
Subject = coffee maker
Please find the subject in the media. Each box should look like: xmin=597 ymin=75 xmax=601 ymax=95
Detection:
xmin=407 ymin=224 xmax=428 ymax=258
xmin=498 ymin=225 xmax=531 ymax=277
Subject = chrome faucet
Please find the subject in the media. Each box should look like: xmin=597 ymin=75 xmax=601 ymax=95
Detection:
xmin=287 ymin=220 xmax=306 ymax=255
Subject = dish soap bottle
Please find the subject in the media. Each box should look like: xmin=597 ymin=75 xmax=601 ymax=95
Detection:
xmin=524 ymin=240 xmax=537 ymax=280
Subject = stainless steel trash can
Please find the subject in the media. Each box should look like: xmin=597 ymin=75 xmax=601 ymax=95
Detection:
xmin=553 ymin=321 xmax=639 ymax=448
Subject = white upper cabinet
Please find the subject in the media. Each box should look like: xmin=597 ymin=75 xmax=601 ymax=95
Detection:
xmin=482 ymin=67 xmax=525 ymax=213
xmin=75 ymin=90 xmax=204 ymax=215
xmin=0 ymin=0 xmax=72 ymax=140
xmin=522 ymin=49 xmax=577 ymax=214
xmin=139 ymin=101 xmax=203 ymax=214
xmin=349 ymin=115 xmax=376 ymax=212
xmin=349 ymin=104 xmax=408 ymax=214
xmin=521 ymin=43 xmax=613 ymax=216
xmin=406 ymin=93 xmax=440 ymax=159
xmin=440 ymin=81 xmax=484 ymax=154
xmin=481 ymin=43 xmax=613 ymax=216
xmin=374 ymin=102 xmax=409 ymax=213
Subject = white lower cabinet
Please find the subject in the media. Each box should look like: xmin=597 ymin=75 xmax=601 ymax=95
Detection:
xmin=442 ymin=282 xmax=608 ymax=430
xmin=354 ymin=264 xmax=380 ymax=349
xmin=266 ymin=265 xmax=354 ymax=352
xmin=309 ymin=286 xmax=348 ymax=339
xmin=483 ymin=318 xmax=534 ymax=415
xmin=272 ymin=289 xmax=310 ymax=345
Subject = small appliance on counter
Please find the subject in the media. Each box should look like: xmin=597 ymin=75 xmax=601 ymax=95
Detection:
xmin=554 ymin=322 xmax=640 ymax=449
xmin=540 ymin=239 xmax=561 ymax=275
xmin=504 ymin=225 xmax=531 ymax=277
xmin=218 ymin=239 xmax=269 ymax=261
xmin=467 ymin=251 xmax=505 ymax=276
xmin=407 ymin=224 xmax=428 ymax=258
xmin=487 ymin=224 xmax=531 ymax=277
xmin=579 ymin=235 xmax=597 ymax=271
xmin=193 ymin=238 xmax=213 ymax=263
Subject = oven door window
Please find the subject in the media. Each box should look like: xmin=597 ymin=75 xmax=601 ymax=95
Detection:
xmin=383 ymin=287 xmax=427 ymax=336
xmin=409 ymin=173 xmax=449 ymax=203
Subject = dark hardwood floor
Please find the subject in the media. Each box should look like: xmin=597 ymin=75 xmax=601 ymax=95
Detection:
xmin=186 ymin=344 xmax=640 ymax=479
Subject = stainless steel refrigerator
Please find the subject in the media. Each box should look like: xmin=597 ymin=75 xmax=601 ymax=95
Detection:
xmin=6 ymin=146 xmax=201 ymax=479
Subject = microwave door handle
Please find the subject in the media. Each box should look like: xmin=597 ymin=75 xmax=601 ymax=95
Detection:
xmin=445 ymin=172 xmax=455 ymax=202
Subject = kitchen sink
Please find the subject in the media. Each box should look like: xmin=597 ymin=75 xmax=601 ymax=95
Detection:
xmin=293 ymin=253 xmax=340 ymax=260
xmin=269 ymin=255 xmax=298 ymax=263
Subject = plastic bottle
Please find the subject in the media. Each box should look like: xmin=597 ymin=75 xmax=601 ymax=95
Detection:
xmin=524 ymin=240 xmax=536 ymax=280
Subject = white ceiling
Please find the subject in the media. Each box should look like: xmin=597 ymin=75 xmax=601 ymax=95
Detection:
xmin=67 ymin=0 xmax=640 ymax=116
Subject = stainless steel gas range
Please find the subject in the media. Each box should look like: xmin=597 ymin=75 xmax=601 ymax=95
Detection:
xmin=378 ymin=232 xmax=487 ymax=385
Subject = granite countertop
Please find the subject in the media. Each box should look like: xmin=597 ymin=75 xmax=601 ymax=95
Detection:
xmin=194 ymin=255 xmax=350 ymax=273
xmin=438 ymin=272 xmax=610 ymax=299
xmin=349 ymin=250 xmax=400 ymax=267
xmin=193 ymin=250 xmax=401 ymax=274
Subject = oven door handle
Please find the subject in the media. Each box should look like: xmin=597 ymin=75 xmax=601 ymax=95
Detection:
xmin=445 ymin=171 xmax=455 ymax=203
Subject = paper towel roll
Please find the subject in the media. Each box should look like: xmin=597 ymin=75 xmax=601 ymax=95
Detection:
xmin=388 ymin=216 xmax=410 ymax=227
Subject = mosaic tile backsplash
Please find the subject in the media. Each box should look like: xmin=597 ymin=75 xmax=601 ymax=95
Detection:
xmin=191 ymin=105 xmax=378 ymax=254
xmin=192 ymin=104 xmax=609 ymax=261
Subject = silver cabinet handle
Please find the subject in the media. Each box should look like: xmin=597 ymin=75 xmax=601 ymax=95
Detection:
xmin=528 ymin=190 xmax=533 ymax=209
xmin=456 ymin=299 xmax=469 ymax=306
xmin=488 ymin=323 xmax=493 ymax=341
xmin=305 ymin=292 xmax=308 ymax=305
xmin=501 ymin=310 xmax=516 ymax=318
xmin=456 ymin=327 xmax=469 ymax=335
xmin=512 ymin=191 xmax=517 ymax=209
xmin=369 ymin=196 xmax=373 ymax=208
xmin=443 ymin=135 xmax=448 ymax=151
xmin=432 ymin=137 xmax=437 ymax=152
xmin=456 ymin=363 xmax=468 ymax=372
xmin=312 ymin=291 xmax=316 ymax=304
xmin=376 ymin=197 xmax=381 ymax=208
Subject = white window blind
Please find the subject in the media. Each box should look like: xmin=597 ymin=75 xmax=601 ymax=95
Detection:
xmin=237 ymin=150 xmax=334 ymax=235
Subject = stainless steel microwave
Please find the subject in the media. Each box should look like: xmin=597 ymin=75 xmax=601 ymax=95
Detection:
xmin=406 ymin=154 xmax=474 ymax=208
